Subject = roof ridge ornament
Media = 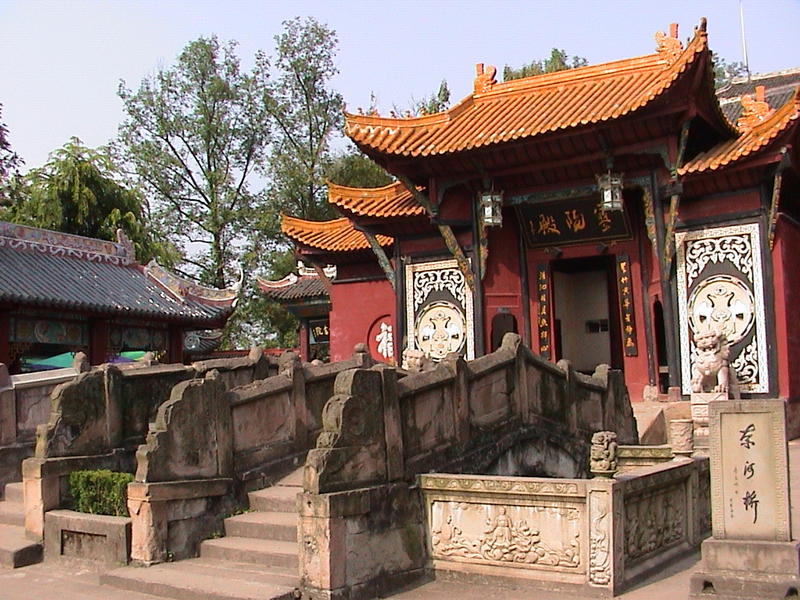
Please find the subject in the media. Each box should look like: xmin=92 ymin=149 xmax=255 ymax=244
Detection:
xmin=474 ymin=63 xmax=497 ymax=94
xmin=655 ymin=23 xmax=683 ymax=65
xmin=737 ymin=85 xmax=774 ymax=131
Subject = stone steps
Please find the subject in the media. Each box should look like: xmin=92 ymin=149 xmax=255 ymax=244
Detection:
xmin=101 ymin=467 xmax=303 ymax=598
xmin=199 ymin=537 xmax=298 ymax=570
xmin=0 ymin=500 xmax=24 ymax=526
xmin=2 ymin=482 xmax=24 ymax=503
xmin=102 ymin=557 xmax=297 ymax=600
xmin=0 ymin=523 xmax=42 ymax=568
xmin=223 ymin=511 xmax=297 ymax=542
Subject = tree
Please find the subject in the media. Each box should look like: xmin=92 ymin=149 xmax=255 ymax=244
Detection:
xmin=6 ymin=137 xmax=174 ymax=265
xmin=0 ymin=103 xmax=22 ymax=204
xmin=117 ymin=36 xmax=271 ymax=289
xmin=415 ymin=79 xmax=450 ymax=115
xmin=503 ymin=48 xmax=588 ymax=81
xmin=326 ymin=148 xmax=393 ymax=188
xmin=263 ymin=17 xmax=344 ymax=226
xmin=713 ymin=55 xmax=749 ymax=89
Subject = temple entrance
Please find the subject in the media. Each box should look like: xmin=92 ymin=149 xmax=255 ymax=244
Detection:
xmin=552 ymin=255 xmax=622 ymax=373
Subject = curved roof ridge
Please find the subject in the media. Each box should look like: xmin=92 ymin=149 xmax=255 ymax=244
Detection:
xmin=327 ymin=180 xmax=426 ymax=218
xmin=345 ymin=22 xmax=710 ymax=158
xmin=281 ymin=214 xmax=393 ymax=252
xmin=144 ymin=261 xmax=241 ymax=306
xmin=680 ymin=86 xmax=800 ymax=175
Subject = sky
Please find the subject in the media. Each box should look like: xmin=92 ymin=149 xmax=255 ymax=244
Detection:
xmin=2 ymin=0 xmax=799 ymax=170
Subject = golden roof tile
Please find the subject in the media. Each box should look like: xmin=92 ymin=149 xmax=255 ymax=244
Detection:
xmin=281 ymin=215 xmax=393 ymax=252
xmin=327 ymin=181 xmax=426 ymax=218
xmin=345 ymin=22 xmax=709 ymax=158
xmin=680 ymin=87 xmax=799 ymax=175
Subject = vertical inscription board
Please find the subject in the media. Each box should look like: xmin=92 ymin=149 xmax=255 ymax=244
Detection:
xmin=616 ymin=254 xmax=638 ymax=356
xmin=536 ymin=264 xmax=551 ymax=359
xmin=709 ymin=400 xmax=790 ymax=541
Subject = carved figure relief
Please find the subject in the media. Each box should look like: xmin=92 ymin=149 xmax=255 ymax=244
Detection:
xmin=624 ymin=484 xmax=685 ymax=561
xmin=589 ymin=493 xmax=611 ymax=585
xmin=429 ymin=501 xmax=581 ymax=570
xmin=415 ymin=301 xmax=466 ymax=360
xmin=406 ymin=259 xmax=475 ymax=362
xmin=688 ymin=275 xmax=755 ymax=344
xmin=676 ymin=224 xmax=769 ymax=393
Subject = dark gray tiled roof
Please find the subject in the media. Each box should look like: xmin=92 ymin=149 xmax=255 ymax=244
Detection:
xmin=0 ymin=245 xmax=232 ymax=324
xmin=717 ymin=69 xmax=800 ymax=125
xmin=259 ymin=276 xmax=328 ymax=302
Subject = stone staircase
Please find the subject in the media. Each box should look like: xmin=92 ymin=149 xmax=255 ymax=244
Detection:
xmin=101 ymin=469 xmax=303 ymax=600
xmin=0 ymin=482 xmax=43 ymax=568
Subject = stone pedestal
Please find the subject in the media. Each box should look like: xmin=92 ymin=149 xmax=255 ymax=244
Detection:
xmin=689 ymin=400 xmax=799 ymax=599
xmin=690 ymin=392 xmax=725 ymax=454
xmin=668 ymin=418 xmax=694 ymax=457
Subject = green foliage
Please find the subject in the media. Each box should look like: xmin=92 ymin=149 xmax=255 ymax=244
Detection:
xmin=68 ymin=470 xmax=134 ymax=517
xmin=117 ymin=36 xmax=271 ymax=289
xmin=262 ymin=17 xmax=344 ymax=228
xmin=5 ymin=137 xmax=175 ymax=265
xmin=713 ymin=54 xmax=749 ymax=89
xmin=503 ymin=48 xmax=588 ymax=81
xmin=0 ymin=104 xmax=23 ymax=204
xmin=415 ymin=79 xmax=450 ymax=115
xmin=326 ymin=148 xmax=393 ymax=188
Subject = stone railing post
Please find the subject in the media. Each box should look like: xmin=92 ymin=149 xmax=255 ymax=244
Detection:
xmin=441 ymin=353 xmax=469 ymax=446
xmin=557 ymin=359 xmax=579 ymax=433
xmin=373 ymin=364 xmax=404 ymax=482
xmin=279 ymin=352 xmax=308 ymax=452
xmin=0 ymin=363 xmax=15 ymax=446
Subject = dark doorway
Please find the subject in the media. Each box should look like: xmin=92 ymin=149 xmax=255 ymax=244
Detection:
xmin=491 ymin=310 xmax=518 ymax=351
xmin=552 ymin=255 xmax=623 ymax=373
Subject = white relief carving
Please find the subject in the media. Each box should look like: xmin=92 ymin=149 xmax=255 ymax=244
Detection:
xmin=589 ymin=493 xmax=611 ymax=585
xmin=415 ymin=301 xmax=466 ymax=360
xmin=685 ymin=235 xmax=753 ymax=286
xmin=375 ymin=322 xmax=394 ymax=359
xmin=405 ymin=259 xmax=475 ymax=361
xmin=413 ymin=268 xmax=466 ymax=311
xmin=676 ymin=223 xmax=769 ymax=394
xmin=429 ymin=502 xmax=581 ymax=569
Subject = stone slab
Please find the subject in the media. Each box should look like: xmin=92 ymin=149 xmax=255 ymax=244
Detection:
xmin=700 ymin=537 xmax=800 ymax=575
xmin=44 ymin=509 xmax=130 ymax=565
xmin=0 ymin=523 xmax=42 ymax=568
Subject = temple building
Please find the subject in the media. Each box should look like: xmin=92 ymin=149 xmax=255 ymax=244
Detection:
xmin=0 ymin=221 xmax=239 ymax=373
xmin=277 ymin=20 xmax=800 ymax=409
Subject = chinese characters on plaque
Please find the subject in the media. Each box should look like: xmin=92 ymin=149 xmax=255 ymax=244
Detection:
xmin=616 ymin=254 xmax=638 ymax=356
xmin=712 ymin=401 xmax=790 ymax=541
xmin=536 ymin=264 xmax=551 ymax=359
xmin=518 ymin=197 xmax=631 ymax=249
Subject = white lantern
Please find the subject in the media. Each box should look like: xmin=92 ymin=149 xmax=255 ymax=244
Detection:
xmin=479 ymin=191 xmax=504 ymax=227
xmin=596 ymin=172 xmax=624 ymax=212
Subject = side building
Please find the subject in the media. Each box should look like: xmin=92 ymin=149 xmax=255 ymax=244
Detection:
xmin=0 ymin=221 xmax=238 ymax=372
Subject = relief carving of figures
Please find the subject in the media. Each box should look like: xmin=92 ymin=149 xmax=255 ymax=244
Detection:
xmin=590 ymin=431 xmax=618 ymax=476
xmin=624 ymin=486 xmax=685 ymax=561
xmin=430 ymin=503 xmax=580 ymax=568
xmin=589 ymin=494 xmax=611 ymax=585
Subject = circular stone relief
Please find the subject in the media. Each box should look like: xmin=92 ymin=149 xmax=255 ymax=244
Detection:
xmin=415 ymin=301 xmax=467 ymax=361
xmin=687 ymin=274 xmax=755 ymax=344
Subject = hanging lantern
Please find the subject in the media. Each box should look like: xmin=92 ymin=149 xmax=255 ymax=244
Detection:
xmin=596 ymin=171 xmax=624 ymax=212
xmin=479 ymin=190 xmax=504 ymax=227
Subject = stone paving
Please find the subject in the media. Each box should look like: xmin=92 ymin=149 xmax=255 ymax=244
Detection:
xmin=1 ymin=439 xmax=797 ymax=600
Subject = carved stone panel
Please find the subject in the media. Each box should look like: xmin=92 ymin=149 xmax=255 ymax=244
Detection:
xmin=623 ymin=483 xmax=686 ymax=563
xmin=428 ymin=499 xmax=583 ymax=571
xmin=405 ymin=259 xmax=475 ymax=362
xmin=588 ymin=490 xmax=611 ymax=586
xmin=676 ymin=223 xmax=769 ymax=394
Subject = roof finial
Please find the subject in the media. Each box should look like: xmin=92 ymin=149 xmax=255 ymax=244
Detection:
xmin=474 ymin=63 xmax=497 ymax=94
xmin=737 ymin=85 xmax=773 ymax=131
xmin=655 ymin=23 xmax=683 ymax=64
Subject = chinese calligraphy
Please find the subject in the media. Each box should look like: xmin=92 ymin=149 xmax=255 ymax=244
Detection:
xmin=536 ymin=264 xmax=551 ymax=358
xmin=739 ymin=423 xmax=756 ymax=449
xmin=375 ymin=322 xmax=394 ymax=360
xmin=594 ymin=205 xmax=612 ymax=232
xmin=738 ymin=422 xmax=758 ymax=523
xmin=564 ymin=209 xmax=586 ymax=233
xmin=536 ymin=214 xmax=561 ymax=235
xmin=742 ymin=490 xmax=759 ymax=524
xmin=616 ymin=255 xmax=638 ymax=356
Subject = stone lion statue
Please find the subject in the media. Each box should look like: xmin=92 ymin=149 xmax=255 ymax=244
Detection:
xmin=690 ymin=330 xmax=731 ymax=394
xmin=590 ymin=431 xmax=618 ymax=474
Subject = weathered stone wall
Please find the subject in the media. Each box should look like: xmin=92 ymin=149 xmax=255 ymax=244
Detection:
xmin=299 ymin=333 xmax=641 ymax=600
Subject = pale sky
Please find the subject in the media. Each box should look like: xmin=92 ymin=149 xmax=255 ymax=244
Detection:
xmin=2 ymin=0 xmax=799 ymax=170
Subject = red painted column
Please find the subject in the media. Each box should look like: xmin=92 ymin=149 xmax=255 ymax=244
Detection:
xmin=89 ymin=319 xmax=109 ymax=366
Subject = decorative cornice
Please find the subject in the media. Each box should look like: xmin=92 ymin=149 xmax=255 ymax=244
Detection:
xmin=144 ymin=261 xmax=240 ymax=306
xmin=0 ymin=221 xmax=134 ymax=265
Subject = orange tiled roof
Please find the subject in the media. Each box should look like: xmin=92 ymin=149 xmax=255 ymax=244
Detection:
xmin=281 ymin=215 xmax=393 ymax=252
xmin=327 ymin=181 xmax=426 ymax=218
xmin=680 ymin=88 xmax=799 ymax=175
xmin=345 ymin=23 xmax=711 ymax=158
